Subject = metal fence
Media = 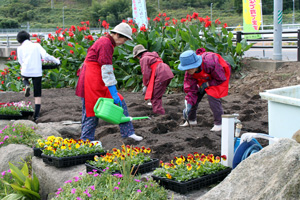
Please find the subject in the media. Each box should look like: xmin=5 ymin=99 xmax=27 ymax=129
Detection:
xmin=235 ymin=30 xmax=300 ymax=61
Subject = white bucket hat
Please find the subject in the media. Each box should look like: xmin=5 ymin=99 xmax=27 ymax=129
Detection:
xmin=111 ymin=23 xmax=133 ymax=40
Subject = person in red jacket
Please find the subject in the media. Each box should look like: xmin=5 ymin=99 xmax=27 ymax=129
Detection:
xmin=178 ymin=49 xmax=231 ymax=131
xmin=76 ymin=23 xmax=143 ymax=141
xmin=133 ymin=45 xmax=174 ymax=115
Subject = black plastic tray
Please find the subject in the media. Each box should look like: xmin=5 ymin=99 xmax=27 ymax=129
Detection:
xmin=21 ymin=111 xmax=34 ymax=118
xmin=33 ymin=147 xmax=44 ymax=157
xmin=41 ymin=151 xmax=106 ymax=168
xmin=0 ymin=114 xmax=23 ymax=120
xmin=86 ymin=158 xmax=159 ymax=175
xmin=152 ymin=167 xmax=231 ymax=194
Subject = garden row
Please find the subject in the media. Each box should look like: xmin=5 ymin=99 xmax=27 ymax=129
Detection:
xmin=0 ymin=122 xmax=230 ymax=199
xmin=0 ymin=12 xmax=252 ymax=92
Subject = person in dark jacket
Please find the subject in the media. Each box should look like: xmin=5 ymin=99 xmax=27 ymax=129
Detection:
xmin=133 ymin=45 xmax=174 ymax=115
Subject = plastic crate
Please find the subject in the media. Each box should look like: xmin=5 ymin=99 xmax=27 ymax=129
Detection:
xmin=33 ymin=147 xmax=44 ymax=157
xmin=42 ymin=64 xmax=60 ymax=70
xmin=86 ymin=158 xmax=159 ymax=175
xmin=41 ymin=151 xmax=106 ymax=168
xmin=152 ymin=167 xmax=231 ymax=194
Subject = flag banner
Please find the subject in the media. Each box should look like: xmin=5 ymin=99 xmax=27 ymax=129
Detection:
xmin=132 ymin=0 xmax=148 ymax=28
xmin=243 ymin=0 xmax=262 ymax=39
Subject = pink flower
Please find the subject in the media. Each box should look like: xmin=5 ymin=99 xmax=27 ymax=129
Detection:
xmin=134 ymin=179 xmax=140 ymax=182
xmin=71 ymin=188 xmax=76 ymax=194
xmin=137 ymin=189 xmax=141 ymax=193
xmin=90 ymin=185 xmax=95 ymax=191
xmin=83 ymin=189 xmax=91 ymax=197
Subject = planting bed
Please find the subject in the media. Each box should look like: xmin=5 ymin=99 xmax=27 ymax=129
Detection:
xmin=1 ymin=60 xmax=299 ymax=163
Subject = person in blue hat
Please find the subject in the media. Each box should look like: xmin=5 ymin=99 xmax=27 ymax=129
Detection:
xmin=178 ymin=49 xmax=231 ymax=131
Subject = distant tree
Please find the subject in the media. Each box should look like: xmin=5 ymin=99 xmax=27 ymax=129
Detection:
xmin=0 ymin=17 xmax=20 ymax=28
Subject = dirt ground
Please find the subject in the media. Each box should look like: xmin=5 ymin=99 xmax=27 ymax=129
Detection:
xmin=1 ymin=59 xmax=299 ymax=162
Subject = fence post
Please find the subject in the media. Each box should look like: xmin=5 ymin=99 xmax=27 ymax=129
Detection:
xmin=236 ymin=31 xmax=242 ymax=44
xmin=6 ymin=35 xmax=9 ymax=48
xmin=298 ymin=29 xmax=300 ymax=62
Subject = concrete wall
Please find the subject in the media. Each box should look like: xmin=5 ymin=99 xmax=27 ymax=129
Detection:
xmin=0 ymin=47 xmax=18 ymax=58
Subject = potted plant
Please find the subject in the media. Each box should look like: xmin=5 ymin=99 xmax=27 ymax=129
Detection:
xmin=86 ymin=145 xmax=159 ymax=175
xmin=41 ymin=136 xmax=106 ymax=168
xmin=0 ymin=102 xmax=22 ymax=119
xmin=152 ymin=153 xmax=231 ymax=194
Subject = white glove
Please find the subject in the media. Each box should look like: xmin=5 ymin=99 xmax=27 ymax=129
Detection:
xmin=142 ymin=86 xmax=147 ymax=95
xmin=56 ymin=59 xmax=61 ymax=65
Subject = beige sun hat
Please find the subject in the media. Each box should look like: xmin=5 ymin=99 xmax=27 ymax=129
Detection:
xmin=133 ymin=44 xmax=148 ymax=58
xmin=111 ymin=22 xmax=133 ymax=40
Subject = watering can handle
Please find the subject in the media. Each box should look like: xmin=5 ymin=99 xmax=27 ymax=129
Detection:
xmin=94 ymin=98 xmax=102 ymax=113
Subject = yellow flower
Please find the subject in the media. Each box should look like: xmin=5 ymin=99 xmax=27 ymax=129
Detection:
xmin=94 ymin=156 xmax=99 ymax=162
xmin=61 ymin=145 xmax=66 ymax=150
xmin=39 ymin=142 xmax=44 ymax=148
xmin=176 ymin=158 xmax=183 ymax=165
xmin=166 ymin=174 xmax=172 ymax=179
xmin=186 ymin=163 xmax=192 ymax=171
xmin=76 ymin=144 xmax=80 ymax=149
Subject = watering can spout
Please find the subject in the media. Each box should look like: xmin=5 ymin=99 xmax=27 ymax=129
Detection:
xmin=120 ymin=116 xmax=150 ymax=123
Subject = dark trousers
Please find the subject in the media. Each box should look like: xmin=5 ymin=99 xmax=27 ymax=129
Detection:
xmin=188 ymin=90 xmax=223 ymax=125
xmin=151 ymin=78 xmax=172 ymax=115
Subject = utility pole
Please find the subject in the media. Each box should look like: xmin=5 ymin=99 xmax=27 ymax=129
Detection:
xmin=51 ymin=0 xmax=54 ymax=9
xmin=210 ymin=3 xmax=213 ymax=21
xmin=293 ymin=0 xmax=295 ymax=24
xmin=158 ymin=0 xmax=160 ymax=10
xmin=63 ymin=6 xmax=67 ymax=29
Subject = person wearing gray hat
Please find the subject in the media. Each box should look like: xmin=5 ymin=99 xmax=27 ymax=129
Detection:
xmin=133 ymin=44 xmax=174 ymax=115
xmin=75 ymin=22 xmax=143 ymax=141
xmin=178 ymin=48 xmax=231 ymax=131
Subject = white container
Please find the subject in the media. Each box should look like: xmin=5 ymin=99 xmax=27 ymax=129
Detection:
xmin=259 ymin=85 xmax=300 ymax=143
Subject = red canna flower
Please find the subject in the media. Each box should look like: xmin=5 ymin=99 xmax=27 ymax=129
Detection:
xmin=205 ymin=21 xmax=212 ymax=28
xmin=172 ymin=18 xmax=178 ymax=25
xmin=181 ymin=18 xmax=187 ymax=23
xmin=122 ymin=19 xmax=126 ymax=23
xmin=86 ymin=21 xmax=90 ymax=26
xmin=165 ymin=22 xmax=169 ymax=26
xmin=140 ymin=24 xmax=147 ymax=32
xmin=36 ymin=38 xmax=41 ymax=43
xmin=191 ymin=12 xmax=199 ymax=19
xmin=17 ymin=77 xmax=21 ymax=80
xmin=198 ymin=17 xmax=204 ymax=23
xmin=158 ymin=13 xmax=161 ymax=17
xmin=70 ymin=25 xmax=76 ymax=31
xmin=132 ymin=28 xmax=137 ymax=33
xmin=68 ymin=43 xmax=73 ymax=47
xmin=128 ymin=19 xmax=133 ymax=25
xmin=223 ymin=23 xmax=228 ymax=28
xmin=162 ymin=13 xmax=167 ymax=17
xmin=165 ymin=17 xmax=170 ymax=21
xmin=147 ymin=17 xmax=150 ymax=21
xmin=1 ymin=81 xmax=4 ymax=84
xmin=13 ymin=56 xmax=17 ymax=60
xmin=7 ymin=57 xmax=10 ymax=60
xmin=70 ymin=50 xmax=74 ymax=54
xmin=10 ymin=51 xmax=16 ymax=56
xmin=32 ymin=33 xmax=38 ymax=37
xmin=215 ymin=18 xmax=221 ymax=25
xmin=153 ymin=16 xmax=160 ymax=22
xmin=80 ymin=21 xmax=85 ymax=25
xmin=68 ymin=31 xmax=74 ymax=37
xmin=186 ymin=14 xmax=192 ymax=21
xmin=87 ymin=35 xmax=94 ymax=41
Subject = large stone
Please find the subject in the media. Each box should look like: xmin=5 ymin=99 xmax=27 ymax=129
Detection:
xmin=13 ymin=119 xmax=37 ymax=127
xmin=0 ymin=144 xmax=32 ymax=172
xmin=0 ymin=120 xmax=13 ymax=130
xmin=32 ymin=157 xmax=86 ymax=200
xmin=36 ymin=123 xmax=61 ymax=138
xmin=50 ymin=122 xmax=81 ymax=139
xmin=198 ymin=139 xmax=300 ymax=200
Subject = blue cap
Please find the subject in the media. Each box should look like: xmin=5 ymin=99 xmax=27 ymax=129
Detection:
xmin=178 ymin=50 xmax=202 ymax=71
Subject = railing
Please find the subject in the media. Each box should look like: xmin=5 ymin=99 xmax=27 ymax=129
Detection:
xmin=235 ymin=30 xmax=300 ymax=61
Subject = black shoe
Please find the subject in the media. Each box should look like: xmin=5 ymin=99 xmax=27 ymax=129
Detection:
xmin=25 ymin=86 xmax=30 ymax=97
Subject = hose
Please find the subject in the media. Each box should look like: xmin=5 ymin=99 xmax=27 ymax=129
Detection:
xmin=241 ymin=139 xmax=263 ymax=161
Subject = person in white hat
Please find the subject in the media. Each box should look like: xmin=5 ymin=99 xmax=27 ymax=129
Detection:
xmin=76 ymin=22 xmax=143 ymax=141
xmin=133 ymin=44 xmax=174 ymax=115
xmin=178 ymin=48 xmax=231 ymax=131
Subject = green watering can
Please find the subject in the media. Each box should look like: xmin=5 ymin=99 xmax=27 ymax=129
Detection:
xmin=94 ymin=98 xmax=149 ymax=124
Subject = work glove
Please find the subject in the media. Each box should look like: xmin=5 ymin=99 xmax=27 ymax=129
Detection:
xmin=142 ymin=86 xmax=147 ymax=95
xmin=182 ymin=100 xmax=192 ymax=120
xmin=108 ymin=85 xmax=122 ymax=107
xmin=198 ymin=82 xmax=208 ymax=94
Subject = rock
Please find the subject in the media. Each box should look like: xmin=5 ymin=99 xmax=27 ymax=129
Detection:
xmin=198 ymin=139 xmax=300 ymax=200
xmin=0 ymin=144 xmax=32 ymax=172
xmin=0 ymin=120 xmax=13 ymax=130
xmin=13 ymin=119 xmax=37 ymax=127
xmin=50 ymin=122 xmax=81 ymax=139
xmin=292 ymin=129 xmax=300 ymax=143
xmin=31 ymin=157 xmax=86 ymax=200
xmin=36 ymin=123 xmax=62 ymax=138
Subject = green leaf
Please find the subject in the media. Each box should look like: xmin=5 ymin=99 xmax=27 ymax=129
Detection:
xmin=2 ymin=193 xmax=24 ymax=200
xmin=236 ymin=43 xmax=242 ymax=54
xmin=10 ymin=184 xmax=40 ymax=199
xmin=8 ymin=162 xmax=26 ymax=184
xmin=125 ymin=78 xmax=135 ymax=87
xmin=179 ymin=30 xmax=190 ymax=43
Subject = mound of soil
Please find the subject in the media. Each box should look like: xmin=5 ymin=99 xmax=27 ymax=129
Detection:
xmin=1 ymin=60 xmax=299 ymax=162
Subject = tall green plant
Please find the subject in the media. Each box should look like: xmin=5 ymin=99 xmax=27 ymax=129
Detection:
xmin=1 ymin=162 xmax=40 ymax=200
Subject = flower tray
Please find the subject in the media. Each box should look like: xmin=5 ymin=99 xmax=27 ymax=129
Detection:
xmin=33 ymin=147 xmax=44 ymax=158
xmin=21 ymin=111 xmax=34 ymax=118
xmin=152 ymin=168 xmax=232 ymax=194
xmin=41 ymin=151 xmax=107 ymax=168
xmin=0 ymin=114 xmax=23 ymax=120
xmin=42 ymin=64 xmax=60 ymax=70
xmin=85 ymin=158 xmax=159 ymax=175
